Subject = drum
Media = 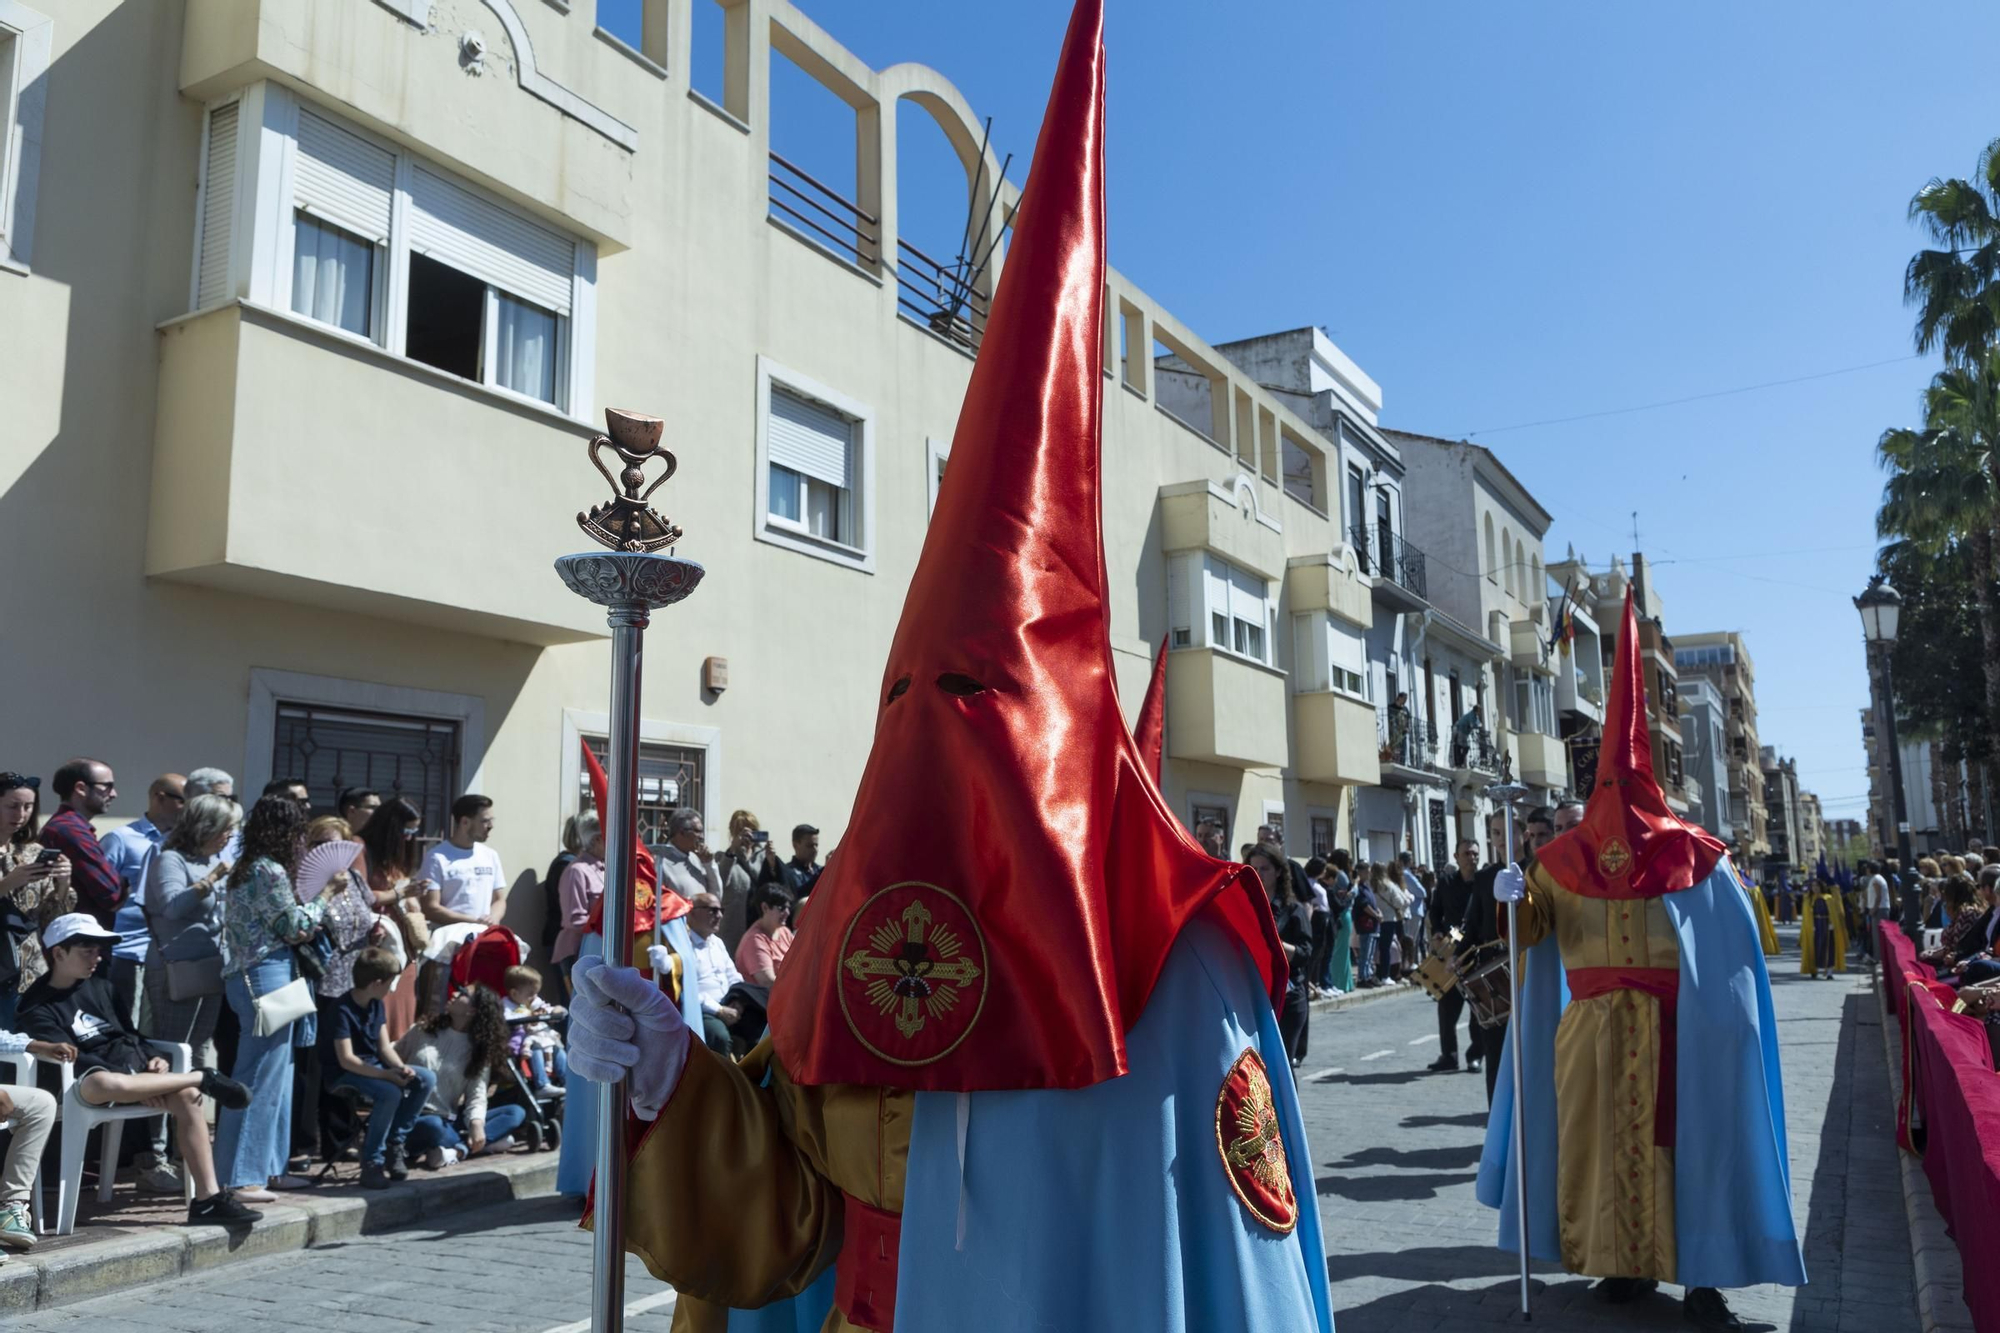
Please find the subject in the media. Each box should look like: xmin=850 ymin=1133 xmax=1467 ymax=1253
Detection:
xmin=1460 ymin=954 xmax=1512 ymax=1029
xmin=1413 ymin=950 xmax=1458 ymax=1001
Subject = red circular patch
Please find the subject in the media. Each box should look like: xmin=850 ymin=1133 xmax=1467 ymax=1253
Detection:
xmin=835 ymin=882 xmax=988 ymax=1067
xmin=1215 ymin=1048 xmax=1297 ymax=1234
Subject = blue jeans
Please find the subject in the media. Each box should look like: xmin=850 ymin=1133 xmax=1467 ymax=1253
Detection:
xmin=526 ymin=1046 xmax=568 ymax=1089
xmin=407 ymin=1102 xmax=528 ymax=1155
xmin=330 ymin=1066 xmax=436 ymax=1166
xmin=214 ymin=954 xmax=300 ymax=1188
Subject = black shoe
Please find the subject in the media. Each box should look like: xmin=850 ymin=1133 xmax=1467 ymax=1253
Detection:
xmin=1593 ymin=1277 xmax=1657 ymax=1305
xmin=199 ymin=1069 xmax=252 ymax=1112
xmin=187 ymin=1190 xmax=262 ymax=1228
xmin=1465 ymin=1059 xmax=1482 ymax=1074
xmin=359 ymin=1163 xmax=391 ymax=1191
xmin=385 ymin=1143 xmax=409 ymax=1181
xmin=1427 ymin=1053 xmax=1460 ymax=1072
xmin=1683 ymin=1287 xmax=1744 ymax=1329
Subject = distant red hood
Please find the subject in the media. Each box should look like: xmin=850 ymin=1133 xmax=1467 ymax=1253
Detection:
xmin=768 ymin=0 xmax=1282 ymax=1093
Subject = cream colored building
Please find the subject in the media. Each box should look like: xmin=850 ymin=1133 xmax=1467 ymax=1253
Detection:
xmin=1 ymin=0 xmax=1425 ymax=954
xmin=1675 ymin=631 xmax=1771 ymax=863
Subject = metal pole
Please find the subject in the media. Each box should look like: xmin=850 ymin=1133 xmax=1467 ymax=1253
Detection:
xmin=1879 ymin=645 xmax=1914 ymax=870
xmin=1501 ymin=797 xmax=1531 ymax=1322
xmin=593 ymin=608 xmax=648 ymax=1333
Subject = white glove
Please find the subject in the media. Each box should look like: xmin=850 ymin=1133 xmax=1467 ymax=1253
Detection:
xmin=1494 ymin=862 xmax=1526 ymax=904
xmin=568 ymin=954 xmax=690 ymax=1121
xmin=647 ymin=943 xmax=674 ymax=978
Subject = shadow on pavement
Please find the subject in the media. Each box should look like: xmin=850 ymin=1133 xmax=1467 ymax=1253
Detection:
xmin=1328 ymin=1276 xmax=1780 ymax=1332
xmin=1786 ymin=990 xmax=1863 ymax=1333
xmin=1312 ymin=1069 xmax=1431 ymax=1088
xmin=1400 ymin=1111 xmax=1490 ymax=1129
xmin=1323 ymin=1242 xmax=1525 ymax=1284
xmin=311 ymin=1190 xmax=582 ymax=1252
xmin=1315 ymin=1169 xmax=1476 ymax=1202
xmin=1331 ymin=1143 xmax=1484 ymax=1171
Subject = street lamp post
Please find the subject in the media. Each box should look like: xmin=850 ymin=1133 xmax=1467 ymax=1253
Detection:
xmin=1854 ymin=575 xmax=1913 ymax=870
xmin=556 ymin=409 xmax=704 ymax=1333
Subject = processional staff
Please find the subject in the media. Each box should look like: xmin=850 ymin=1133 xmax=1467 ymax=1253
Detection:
xmin=555 ymin=409 xmax=705 ymax=1333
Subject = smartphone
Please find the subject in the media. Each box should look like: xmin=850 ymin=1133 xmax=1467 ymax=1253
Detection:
xmin=34 ymin=848 xmax=61 ymax=867
xmin=751 ymin=830 xmax=771 ymax=845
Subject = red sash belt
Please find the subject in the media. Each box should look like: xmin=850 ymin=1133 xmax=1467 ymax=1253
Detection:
xmin=1567 ymin=965 xmax=1679 ymax=1148
xmin=834 ymin=1193 xmax=901 ymax=1332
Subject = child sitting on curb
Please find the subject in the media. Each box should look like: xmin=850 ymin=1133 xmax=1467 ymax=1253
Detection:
xmin=321 ymin=947 xmax=436 ymax=1190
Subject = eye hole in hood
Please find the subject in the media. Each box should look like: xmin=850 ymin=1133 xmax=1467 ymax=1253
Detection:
xmin=936 ymin=673 xmax=988 ymax=697
xmin=886 ymin=675 xmax=912 ymax=706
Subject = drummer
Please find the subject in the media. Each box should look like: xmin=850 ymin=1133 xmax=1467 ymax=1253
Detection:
xmin=1462 ymin=806 xmax=1554 ymax=1104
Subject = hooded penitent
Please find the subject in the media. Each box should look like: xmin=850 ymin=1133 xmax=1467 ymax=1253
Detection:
xmin=1536 ymin=590 xmax=1724 ymax=898
xmin=768 ymin=0 xmax=1283 ymax=1093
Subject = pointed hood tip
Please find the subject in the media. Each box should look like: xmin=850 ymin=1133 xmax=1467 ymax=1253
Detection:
xmin=1537 ymin=590 xmax=1724 ymax=899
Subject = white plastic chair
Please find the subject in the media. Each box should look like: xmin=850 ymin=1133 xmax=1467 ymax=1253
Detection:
xmin=0 ymin=1051 xmax=44 ymax=1236
xmin=51 ymin=1039 xmax=193 ymax=1235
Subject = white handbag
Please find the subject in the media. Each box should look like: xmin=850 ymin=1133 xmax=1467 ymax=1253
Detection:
xmin=251 ymin=975 xmax=317 ymax=1037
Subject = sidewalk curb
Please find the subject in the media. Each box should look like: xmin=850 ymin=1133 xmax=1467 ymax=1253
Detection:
xmin=0 ymin=1152 xmax=563 ymax=1314
xmin=1309 ymin=979 xmax=1424 ymax=1014
xmin=1872 ymin=961 xmax=1975 ymax=1333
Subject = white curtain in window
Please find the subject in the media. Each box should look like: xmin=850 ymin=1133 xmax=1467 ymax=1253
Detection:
xmin=496 ymin=293 xmax=558 ymax=404
xmin=291 ymin=214 xmax=372 ymax=336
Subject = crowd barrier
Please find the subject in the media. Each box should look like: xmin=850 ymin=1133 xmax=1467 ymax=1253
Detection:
xmin=1881 ymin=920 xmax=2000 ymax=1332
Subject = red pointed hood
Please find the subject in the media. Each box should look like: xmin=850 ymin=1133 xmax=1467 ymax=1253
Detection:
xmin=1537 ymin=591 xmax=1724 ymax=898
xmin=769 ymin=0 xmax=1282 ymax=1092
xmin=1136 ymin=637 xmax=1168 ymax=780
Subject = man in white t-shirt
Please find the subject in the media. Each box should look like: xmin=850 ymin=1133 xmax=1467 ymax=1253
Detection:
xmin=420 ymin=795 xmax=507 ymax=927
xmin=1861 ymin=860 xmax=1890 ymax=960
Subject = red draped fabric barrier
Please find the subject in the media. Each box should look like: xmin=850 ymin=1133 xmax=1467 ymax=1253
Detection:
xmin=1884 ymin=921 xmax=2000 ymax=1332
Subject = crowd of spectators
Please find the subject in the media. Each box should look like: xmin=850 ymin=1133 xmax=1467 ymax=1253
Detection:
xmin=0 ymin=756 xmax=828 ymax=1248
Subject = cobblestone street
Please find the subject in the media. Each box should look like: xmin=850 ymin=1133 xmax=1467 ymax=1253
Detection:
xmin=3 ymin=933 xmax=1914 ymax=1331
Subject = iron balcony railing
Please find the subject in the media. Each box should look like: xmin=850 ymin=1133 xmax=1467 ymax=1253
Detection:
xmin=767 ymin=151 xmax=877 ymax=269
xmin=1350 ymin=523 xmax=1428 ymax=600
xmin=894 ymin=236 xmax=989 ymax=354
xmin=1449 ymin=723 xmax=1501 ymax=774
xmin=1379 ymin=709 xmax=1440 ymax=771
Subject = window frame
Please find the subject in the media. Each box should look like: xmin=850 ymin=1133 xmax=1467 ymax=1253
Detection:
xmin=1190 ymin=552 xmax=1275 ymax=669
xmin=0 ymin=1 xmax=51 ymax=274
xmin=193 ymin=85 xmax=595 ymax=418
xmin=753 ymin=355 xmax=876 ymax=573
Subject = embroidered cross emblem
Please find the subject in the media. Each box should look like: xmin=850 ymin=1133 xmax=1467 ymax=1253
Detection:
xmin=836 ymin=882 xmax=989 ymax=1066
xmin=842 ymin=899 xmax=983 ymax=1038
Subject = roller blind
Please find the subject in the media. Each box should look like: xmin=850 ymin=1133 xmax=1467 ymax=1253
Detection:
xmin=408 ymin=166 xmax=574 ymax=314
xmin=295 ymin=111 xmax=394 ymax=243
xmin=768 ymin=387 xmax=854 ymax=490
xmin=196 ymin=102 xmax=239 ymax=309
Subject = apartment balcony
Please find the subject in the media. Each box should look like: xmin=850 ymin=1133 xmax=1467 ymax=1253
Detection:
xmin=1293 ymin=691 xmax=1381 ymax=788
xmin=1556 ymin=663 xmax=1604 ymax=724
xmin=1448 ymin=724 xmax=1503 ymax=780
xmin=1349 ymin=523 xmax=1429 ymax=612
xmin=1514 ymin=728 xmax=1567 ymax=789
xmin=1165 ymin=649 xmax=1290 ymax=769
xmin=147 ymin=304 xmax=605 ymax=645
xmin=1376 ymin=714 xmax=1446 ymax=789
xmin=1509 ymin=619 xmax=1550 ymax=672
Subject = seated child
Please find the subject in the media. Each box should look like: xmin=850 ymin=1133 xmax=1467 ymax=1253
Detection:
xmin=502 ymin=965 xmax=567 ymax=1096
xmin=16 ymin=914 xmax=257 ymax=1227
xmin=321 ymin=946 xmax=437 ymax=1190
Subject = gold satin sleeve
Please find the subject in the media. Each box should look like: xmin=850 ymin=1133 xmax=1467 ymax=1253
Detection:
xmin=1512 ymin=863 xmax=1559 ymax=948
xmin=610 ymin=1040 xmax=845 ymax=1311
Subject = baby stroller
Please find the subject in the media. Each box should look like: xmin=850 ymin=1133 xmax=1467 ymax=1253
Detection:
xmin=447 ymin=925 xmax=563 ymax=1153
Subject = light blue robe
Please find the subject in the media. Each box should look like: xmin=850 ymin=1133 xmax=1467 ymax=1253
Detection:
xmin=558 ymin=918 xmax=704 ymax=1197
xmin=728 ymin=920 xmax=1332 ymax=1332
xmin=1476 ymin=859 xmax=1805 ymax=1289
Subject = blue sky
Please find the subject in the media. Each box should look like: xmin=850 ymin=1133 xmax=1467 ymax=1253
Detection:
xmin=603 ymin=0 xmax=2000 ymax=835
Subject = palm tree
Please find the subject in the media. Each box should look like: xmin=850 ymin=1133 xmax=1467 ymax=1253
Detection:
xmin=1907 ymin=139 xmax=2000 ymax=364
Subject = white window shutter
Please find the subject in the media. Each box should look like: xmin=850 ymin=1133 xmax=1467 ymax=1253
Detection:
xmin=768 ymin=388 xmax=854 ymax=490
xmin=1167 ymin=554 xmax=1190 ymax=639
xmin=1329 ymin=619 xmax=1367 ymax=678
xmin=1227 ymin=563 xmax=1266 ymax=631
xmin=196 ymin=102 xmax=239 ymax=309
xmin=408 ymin=167 xmax=574 ymax=314
xmin=295 ymin=111 xmax=394 ymax=243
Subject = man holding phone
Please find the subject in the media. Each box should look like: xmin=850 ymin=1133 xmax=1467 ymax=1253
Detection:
xmin=39 ymin=760 xmax=125 ymax=929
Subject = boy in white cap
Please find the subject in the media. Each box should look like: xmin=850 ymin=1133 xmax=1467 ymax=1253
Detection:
xmin=16 ymin=914 xmax=260 ymax=1227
